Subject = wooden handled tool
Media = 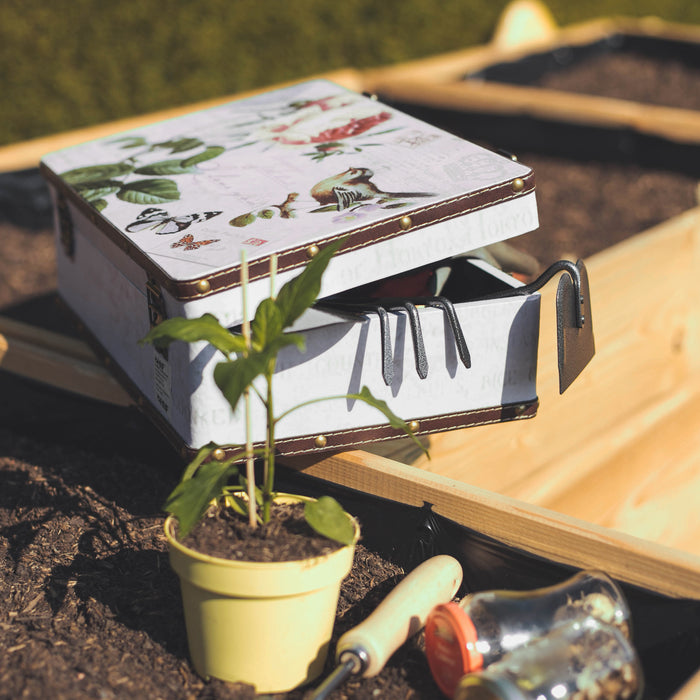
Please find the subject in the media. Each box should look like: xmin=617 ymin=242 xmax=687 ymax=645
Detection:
xmin=309 ymin=554 xmax=463 ymax=699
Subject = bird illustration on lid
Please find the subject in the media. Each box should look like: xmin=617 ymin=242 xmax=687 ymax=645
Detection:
xmin=311 ymin=167 xmax=435 ymax=210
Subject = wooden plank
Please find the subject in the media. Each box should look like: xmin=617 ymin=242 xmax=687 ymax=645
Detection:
xmin=0 ymin=69 xmax=365 ymax=173
xmin=366 ymin=78 xmax=700 ymax=146
xmin=673 ymin=666 xmax=700 ymax=700
xmin=280 ymin=448 xmax=700 ymax=599
xmin=364 ymin=11 xmax=700 ymax=87
xmin=364 ymin=10 xmax=700 ymax=146
xmin=402 ymin=209 xmax=700 ymax=503
xmin=0 ymin=315 xmax=131 ymax=406
xmin=543 ymin=384 xmax=700 ymax=556
xmin=363 ymin=16 xmax=620 ymax=87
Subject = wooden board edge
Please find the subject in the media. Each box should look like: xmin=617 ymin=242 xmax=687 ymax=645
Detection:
xmin=364 ymin=11 xmax=700 ymax=91
xmin=369 ymin=78 xmax=700 ymax=146
xmin=672 ymin=666 xmax=700 ymax=700
xmin=0 ymin=68 xmax=366 ymax=174
xmin=280 ymin=449 xmax=700 ymax=600
xmin=0 ymin=315 xmax=132 ymax=406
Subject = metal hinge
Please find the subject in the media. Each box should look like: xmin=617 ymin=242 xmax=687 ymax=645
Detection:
xmin=146 ymin=277 xmax=168 ymax=359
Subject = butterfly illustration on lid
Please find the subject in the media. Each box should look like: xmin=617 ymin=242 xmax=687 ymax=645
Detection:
xmin=170 ymin=234 xmax=220 ymax=251
xmin=125 ymin=207 xmax=222 ymax=235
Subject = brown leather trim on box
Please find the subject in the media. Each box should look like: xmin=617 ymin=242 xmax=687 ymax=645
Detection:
xmin=183 ymin=171 xmax=536 ymax=302
xmin=174 ymin=400 xmax=538 ymax=461
xmin=41 ymin=161 xmax=535 ymax=303
xmin=270 ymin=400 xmax=538 ymax=458
xmin=57 ymin=294 xmax=538 ymax=463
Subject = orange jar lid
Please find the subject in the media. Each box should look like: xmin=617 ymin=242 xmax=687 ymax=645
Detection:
xmin=425 ymin=602 xmax=485 ymax=697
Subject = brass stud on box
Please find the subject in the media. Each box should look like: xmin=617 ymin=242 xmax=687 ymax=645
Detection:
xmin=212 ymin=448 xmax=226 ymax=461
xmin=511 ymin=178 xmax=525 ymax=192
xmin=306 ymin=244 xmax=320 ymax=259
xmin=400 ymin=215 xmax=413 ymax=231
xmin=196 ymin=279 xmax=211 ymax=294
xmin=314 ymin=435 xmax=328 ymax=448
xmin=408 ymin=420 xmax=420 ymax=433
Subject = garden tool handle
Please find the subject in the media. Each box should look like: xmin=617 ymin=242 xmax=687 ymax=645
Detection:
xmin=336 ymin=554 xmax=463 ymax=678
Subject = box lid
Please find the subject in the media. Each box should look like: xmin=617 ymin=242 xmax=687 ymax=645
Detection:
xmin=41 ymin=79 xmax=536 ymax=304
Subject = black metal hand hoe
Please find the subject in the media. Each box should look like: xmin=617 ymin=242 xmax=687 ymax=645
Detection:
xmin=308 ymin=554 xmax=464 ymax=699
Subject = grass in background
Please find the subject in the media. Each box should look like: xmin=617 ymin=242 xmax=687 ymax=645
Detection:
xmin=1 ymin=0 xmax=699 ymax=146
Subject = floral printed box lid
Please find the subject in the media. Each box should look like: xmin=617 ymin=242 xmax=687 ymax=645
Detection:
xmin=41 ymin=79 xmax=536 ymax=302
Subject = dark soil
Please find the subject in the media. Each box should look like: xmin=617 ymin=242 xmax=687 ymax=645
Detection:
xmin=179 ymin=502 xmax=345 ymax=562
xmin=510 ymin=154 xmax=697 ymax=265
xmin=0 ymin=433 xmax=436 ymax=700
xmin=2 ymin=48 xmax=700 ymax=700
xmin=533 ymin=48 xmax=700 ymax=112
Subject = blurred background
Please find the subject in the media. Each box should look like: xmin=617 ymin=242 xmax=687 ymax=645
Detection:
xmin=2 ymin=0 xmax=700 ymax=147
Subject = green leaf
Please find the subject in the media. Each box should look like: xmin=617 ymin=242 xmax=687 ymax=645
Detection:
xmin=251 ymin=298 xmax=283 ymax=350
xmin=181 ymin=442 xmax=218 ymax=482
xmin=212 ymin=332 xmax=303 ymax=413
xmin=90 ymin=198 xmax=108 ymax=212
xmin=223 ymin=492 xmax=250 ymax=518
xmin=279 ymin=332 xmax=305 ymax=352
xmin=62 ymin=162 xmax=134 ymax=185
xmin=117 ymin=178 xmax=180 ymax=204
xmin=348 ymin=386 xmax=430 ymax=457
xmin=275 ymin=236 xmax=346 ymax=329
xmin=111 ymin=136 xmax=148 ymax=149
xmin=164 ymin=459 xmax=238 ymax=538
xmin=74 ymin=180 xmax=122 ymax=201
xmin=139 ymin=313 xmax=246 ymax=356
xmin=153 ymin=137 xmax=204 ymax=154
xmin=304 ymin=496 xmax=356 ymax=545
xmin=213 ymin=352 xmax=271 ymax=413
xmin=181 ymin=146 xmax=225 ymax=167
xmin=229 ymin=212 xmax=256 ymax=227
xmin=134 ymin=159 xmax=195 ymax=176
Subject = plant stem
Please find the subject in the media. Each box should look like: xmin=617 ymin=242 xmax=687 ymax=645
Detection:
xmin=262 ymin=366 xmax=275 ymax=523
xmin=241 ymin=251 xmax=256 ymax=529
xmin=261 ymin=254 xmax=278 ymax=524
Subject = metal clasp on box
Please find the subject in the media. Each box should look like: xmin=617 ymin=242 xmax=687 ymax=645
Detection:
xmin=478 ymin=258 xmax=586 ymax=328
xmin=146 ymin=277 xmax=168 ymax=359
xmin=319 ymin=258 xmax=591 ymax=391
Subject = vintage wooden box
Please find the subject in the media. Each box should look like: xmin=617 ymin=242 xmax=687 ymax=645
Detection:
xmin=38 ymin=79 xmax=575 ymax=457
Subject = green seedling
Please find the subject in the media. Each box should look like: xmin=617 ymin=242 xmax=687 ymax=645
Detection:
xmin=140 ymin=237 xmax=427 ymax=544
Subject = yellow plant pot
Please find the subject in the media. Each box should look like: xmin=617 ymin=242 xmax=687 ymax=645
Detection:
xmin=164 ymin=505 xmax=359 ymax=693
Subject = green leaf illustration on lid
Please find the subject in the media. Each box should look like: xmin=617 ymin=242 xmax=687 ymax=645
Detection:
xmin=62 ymin=162 xmax=135 ymax=186
xmin=74 ymin=180 xmax=122 ymax=201
xmin=111 ymin=136 xmax=148 ymax=149
xmin=117 ymin=179 xmax=180 ymax=204
xmin=181 ymin=146 xmax=225 ymax=167
xmin=153 ymin=137 xmax=204 ymax=153
xmin=134 ymin=159 xmax=196 ymax=176
xmin=90 ymin=199 xmax=108 ymax=212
